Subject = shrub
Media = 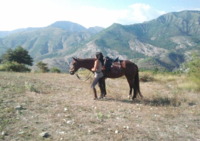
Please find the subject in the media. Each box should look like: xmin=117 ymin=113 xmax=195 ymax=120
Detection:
xmin=0 ymin=62 xmax=31 ymax=72
xmin=186 ymin=53 xmax=200 ymax=91
xmin=36 ymin=61 xmax=49 ymax=73
xmin=24 ymin=82 xmax=39 ymax=93
xmin=50 ymin=67 xmax=61 ymax=73
xmin=140 ymin=72 xmax=155 ymax=82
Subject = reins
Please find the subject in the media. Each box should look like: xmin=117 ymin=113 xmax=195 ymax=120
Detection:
xmin=75 ymin=70 xmax=93 ymax=81
xmin=68 ymin=58 xmax=93 ymax=81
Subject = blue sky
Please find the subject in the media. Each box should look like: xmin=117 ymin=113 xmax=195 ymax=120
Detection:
xmin=0 ymin=0 xmax=200 ymax=31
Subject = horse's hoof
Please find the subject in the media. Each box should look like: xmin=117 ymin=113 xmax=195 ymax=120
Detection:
xmin=132 ymin=97 xmax=136 ymax=101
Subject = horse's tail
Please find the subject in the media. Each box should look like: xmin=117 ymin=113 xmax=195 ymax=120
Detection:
xmin=135 ymin=71 xmax=143 ymax=98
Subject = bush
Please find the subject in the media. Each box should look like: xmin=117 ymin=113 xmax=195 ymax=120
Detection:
xmin=50 ymin=67 xmax=61 ymax=73
xmin=0 ymin=62 xmax=31 ymax=72
xmin=185 ymin=53 xmax=200 ymax=91
xmin=36 ymin=61 xmax=49 ymax=73
xmin=140 ymin=72 xmax=155 ymax=82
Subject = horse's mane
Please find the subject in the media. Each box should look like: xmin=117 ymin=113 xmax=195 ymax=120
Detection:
xmin=75 ymin=58 xmax=95 ymax=61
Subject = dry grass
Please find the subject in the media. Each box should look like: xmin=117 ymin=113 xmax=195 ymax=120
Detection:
xmin=0 ymin=72 xmax=200 ymax=141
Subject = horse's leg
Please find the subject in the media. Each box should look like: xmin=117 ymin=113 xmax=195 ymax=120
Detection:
xmin=126 ymin=76 xmax=133 ymax=100
xmin=132 ymin=71 xmax=143 ymax=100
xmin=132 ymin=81 xmax=137 ymax=100
xmin=134 ymin=71 xmax=143 ymax=99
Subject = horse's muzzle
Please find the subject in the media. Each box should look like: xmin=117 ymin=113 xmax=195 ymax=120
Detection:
xmin=69 ymin=71 xmax=75 ymax=75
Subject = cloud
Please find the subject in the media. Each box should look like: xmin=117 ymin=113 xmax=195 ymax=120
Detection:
xmin=62 ymin=6 xmax=125 ymax=28
xmin=116 ymin=3 xmax=166 ymax=25
xmin=62 ymin=3 xmax=166 ymax=28
xmin=0 ymin=1 xmax=166 ymax=30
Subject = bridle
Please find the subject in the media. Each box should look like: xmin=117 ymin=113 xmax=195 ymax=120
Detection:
xmin=75 ymin=69 xmax=93 ymax=81
xmin=67 ymin=60 xmax=93 ymax=81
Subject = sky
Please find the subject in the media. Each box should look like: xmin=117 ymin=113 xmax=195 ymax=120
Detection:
xmin=0 ymin=0 xmax=200 ymax=31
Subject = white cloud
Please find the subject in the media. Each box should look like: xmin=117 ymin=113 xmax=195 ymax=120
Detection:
xmin=116 ymin=3 xmax=166 ymax=25
xmin=0 ymin=1 xmax=166 ymax=30
xmin=62 ymin=3 xmax=165 ymax=28
xmin=63 ymin=6 xmax=125 ymax=28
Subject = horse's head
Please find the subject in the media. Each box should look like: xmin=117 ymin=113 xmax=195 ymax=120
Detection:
xmin=69 ymin=57 xmax=80 ymax=75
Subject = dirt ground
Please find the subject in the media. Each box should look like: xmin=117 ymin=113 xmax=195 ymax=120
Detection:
xmin=0 ymin=72 xmax=200 ymax=141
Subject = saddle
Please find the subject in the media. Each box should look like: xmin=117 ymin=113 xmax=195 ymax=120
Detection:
xmin=104 ymin=56 xmax=121 ymax=72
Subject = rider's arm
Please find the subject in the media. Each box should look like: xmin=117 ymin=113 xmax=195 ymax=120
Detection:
xmin=91 ymin=60 xmax=99 ymax=71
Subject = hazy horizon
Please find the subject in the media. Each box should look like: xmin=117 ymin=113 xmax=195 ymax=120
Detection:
xmin=0 ymin=0 xmax=200 ymax=31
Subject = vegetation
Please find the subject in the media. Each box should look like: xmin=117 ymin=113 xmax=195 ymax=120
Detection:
xmin=0 ymin=47 xmax=61 ymax=73
xmin=0 ymin=62 xmax=30 ymax=72
xmin=0 ymin=46 xmax=33 ymax=72
xmin=36 ymin=61 xmax=49 ymax=73
xmin=50 ymin=67 xmax=61 ymax=73
xmin=1 ymin=46 xmax=33 ymax=66
xmin=185 ymin=53 xmax=200 ymax=91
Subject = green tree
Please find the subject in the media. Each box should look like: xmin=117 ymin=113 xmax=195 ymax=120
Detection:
xmin=1 ymin=46 xmax=33 ymax=66
xmin=1 ymin=49 xmax=14 ymax=63
xmin=36 ymin=61 xmax=49 ymax=73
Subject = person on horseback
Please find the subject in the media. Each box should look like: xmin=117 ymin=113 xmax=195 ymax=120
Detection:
xmin=91 ymin=52 xmax=105 ymax=99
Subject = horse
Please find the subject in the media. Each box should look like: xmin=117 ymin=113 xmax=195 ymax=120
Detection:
xmin=69 ymin=57 xmax=143 ymax=100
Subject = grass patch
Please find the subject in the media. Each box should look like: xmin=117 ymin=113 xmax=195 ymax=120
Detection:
xmin=0 ymin=106 xmax=16 ymax=131
xmin=144 ymin=96 xmax=181 ymax=107
xmin=24 ymin=81 xmax=39 ymax=93
xmin=178 ymin=80 xmax=200 ymax=91
xmin=140 ymin=72 xmax=156 ymax=82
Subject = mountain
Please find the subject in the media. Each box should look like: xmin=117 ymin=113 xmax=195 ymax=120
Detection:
xmin=0 ymin=21 xmax=104 ymax=58
xmin=0 ymin=27 xmax=40 ymax=38
xmin=0 ymin=11 xmax=200 ymax=71
xmin=70 ymin=10 xmax=200 ymax=71
xmin=48 ymin=21 xmax=86 ymax=32
xmin=86 ymin=10 xmax=200 ymax=70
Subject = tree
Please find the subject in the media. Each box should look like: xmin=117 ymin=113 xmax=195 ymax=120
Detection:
xmin=1 ymin=49 xmax=14 ymax=63
xmin=36 ymin=61 xmax=49 ymax=73
xmin=1 ymin=46 xmax=33 ymax=66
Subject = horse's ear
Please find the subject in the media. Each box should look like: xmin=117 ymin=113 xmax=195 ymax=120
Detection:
xmin=72 ymin=57 xmax=78 ymax=61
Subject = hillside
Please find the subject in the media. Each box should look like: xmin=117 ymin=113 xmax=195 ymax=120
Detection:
xmin=0 ymin=11 xmax=200 ymax=71
xmin=0 ymin=72 xmax=200 ymax=140
xmin=87 ymin=10 xmax=200 ymax=70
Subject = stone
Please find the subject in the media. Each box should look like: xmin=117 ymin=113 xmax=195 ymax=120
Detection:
xmin=15 ymin=105 xmax=24 ymax=110
xmin=39 ymin=132 xmax=50 ymax=138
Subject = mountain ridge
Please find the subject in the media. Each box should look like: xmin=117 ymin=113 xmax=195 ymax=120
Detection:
xmin=0 ymin=10 xmax=200 ymax=71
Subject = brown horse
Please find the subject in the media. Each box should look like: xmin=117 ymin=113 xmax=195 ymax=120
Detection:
xmin=69 ymin=57 xmax=143 ymax=100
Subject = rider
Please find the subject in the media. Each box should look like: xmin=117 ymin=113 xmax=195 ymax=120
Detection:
xmin=91 ymin=52 xmax=104 ymax=99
